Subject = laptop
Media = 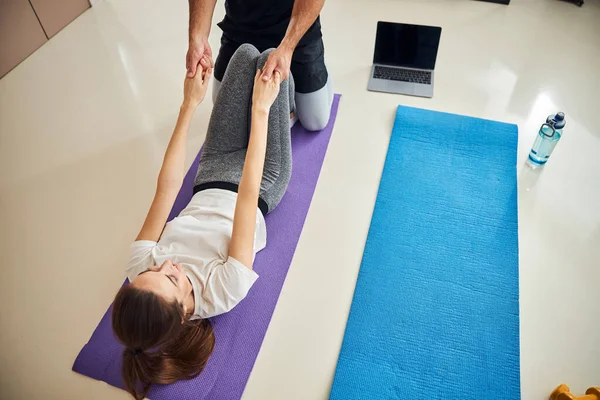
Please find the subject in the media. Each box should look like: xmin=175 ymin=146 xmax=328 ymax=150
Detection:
xmin=368 ymin=21 xmax=442 ymax=98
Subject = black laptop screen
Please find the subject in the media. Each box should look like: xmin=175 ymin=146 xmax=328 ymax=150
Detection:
xmin=374 ymin=22 xmax=442 ymax=70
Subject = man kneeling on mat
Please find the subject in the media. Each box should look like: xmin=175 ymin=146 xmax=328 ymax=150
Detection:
xmin=111 ymin=44 xmax=293 ymax=400
xmin=186 ymin=0 xmax=333 ymax=131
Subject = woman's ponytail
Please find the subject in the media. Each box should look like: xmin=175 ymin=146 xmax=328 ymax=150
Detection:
xmin=112 ymin=285 xmax=215 ymax=399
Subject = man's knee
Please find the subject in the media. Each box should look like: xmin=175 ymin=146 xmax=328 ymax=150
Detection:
xmin=295 ymin=82 xmax=332 ymax=131
xmin=299 ymin=109 xmax=330 ymax=131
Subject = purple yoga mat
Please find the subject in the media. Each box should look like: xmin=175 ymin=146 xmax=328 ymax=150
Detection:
xmin=73 ymin=95 xmax=341 ymax=400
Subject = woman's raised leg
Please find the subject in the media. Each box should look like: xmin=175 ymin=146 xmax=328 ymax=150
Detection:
xmin=194 ymin=44 xmax=260 ymax=186
xmin=255 ymin=49 xmax=294 ymax=212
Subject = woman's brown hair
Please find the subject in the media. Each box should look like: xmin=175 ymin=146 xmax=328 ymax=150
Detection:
xmin=111 ymin=285 xmax=215 ymax=400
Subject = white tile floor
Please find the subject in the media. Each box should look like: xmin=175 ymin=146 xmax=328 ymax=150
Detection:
xmin=1 ymin=0 xmax=599 ymax=399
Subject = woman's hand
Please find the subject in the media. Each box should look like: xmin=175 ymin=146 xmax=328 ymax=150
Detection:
xmin=252 ymin=69 xmax=281 ymax=113
xmin=183 ymin=67 xmax=212 ymax=109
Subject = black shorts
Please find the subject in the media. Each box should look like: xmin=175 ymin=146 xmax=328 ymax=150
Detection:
xmin=214 ymin=35 xmax=328 ymax=94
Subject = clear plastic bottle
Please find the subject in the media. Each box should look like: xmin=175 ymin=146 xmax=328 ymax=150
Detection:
xmin=528 ymin=112 xmax=566 ymax=167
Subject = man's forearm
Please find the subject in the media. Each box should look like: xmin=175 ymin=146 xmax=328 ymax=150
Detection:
xmin=281 ymin=0 xmax=325 ymax=51
xmin=189 ymin=0 xmax=217 ymax=39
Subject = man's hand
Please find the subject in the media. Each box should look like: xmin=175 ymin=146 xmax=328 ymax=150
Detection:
xmin=187 ymin=36 xmax=214 ymax=78
xmin=262 ymin=45 xmax=293 ymax=81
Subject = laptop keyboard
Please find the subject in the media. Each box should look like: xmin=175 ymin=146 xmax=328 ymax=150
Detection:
xmin=373 ymin=65 xmax=432 ymax=85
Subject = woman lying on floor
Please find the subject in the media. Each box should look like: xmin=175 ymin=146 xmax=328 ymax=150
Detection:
xmin=111 ymin=44 xmax=294 ymax=400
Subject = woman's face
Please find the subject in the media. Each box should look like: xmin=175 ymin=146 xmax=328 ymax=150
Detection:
xmin=131 ymin=260 xmax=191 ymax=305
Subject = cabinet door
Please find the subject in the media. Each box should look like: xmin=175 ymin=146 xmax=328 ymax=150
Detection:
xmin=29 ymin=0 xmax=90 ymax=38
xmin=0 ymin=0 xmax=48 ymax=78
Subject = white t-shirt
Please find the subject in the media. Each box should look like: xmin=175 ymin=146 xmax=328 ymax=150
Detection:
xmin=126 ymin=189 xmax=266 ymax=319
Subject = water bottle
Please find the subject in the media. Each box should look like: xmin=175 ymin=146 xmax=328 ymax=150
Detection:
xmin=528 ymin=112 xmax=566 ymax=167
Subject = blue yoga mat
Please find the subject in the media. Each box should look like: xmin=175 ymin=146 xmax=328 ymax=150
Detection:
xmin=330 ymin=106 xmax=520 ymax=399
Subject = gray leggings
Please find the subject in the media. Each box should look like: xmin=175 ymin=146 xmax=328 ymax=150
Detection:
xmin=194 ymin=44 xmax=293 ymax=213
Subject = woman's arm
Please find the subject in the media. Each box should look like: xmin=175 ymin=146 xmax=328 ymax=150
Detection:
xmin=228 ymin=70 xmax=281 ymax=267
xmin=136 ymin=69 xmax=212 ymax=242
